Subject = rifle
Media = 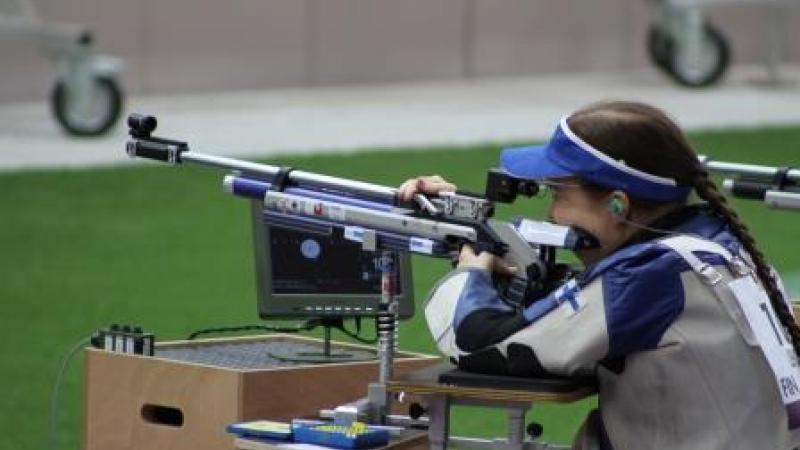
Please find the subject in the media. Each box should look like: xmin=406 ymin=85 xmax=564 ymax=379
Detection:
xmin=701 ymin=156 xmax=800 ymax=211
xmin=125 ymin=113 xmax=597 ymax=306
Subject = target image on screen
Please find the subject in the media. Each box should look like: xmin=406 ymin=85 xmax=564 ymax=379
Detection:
xmin=270 ymin=226 xmax=395 ymax=295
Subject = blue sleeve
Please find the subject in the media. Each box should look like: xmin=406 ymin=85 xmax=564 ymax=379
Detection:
xmin=602 ymin=248 xmax=687 ymax=357
xmin=452 ymin=269 xmax=515 ymax=330
xmin=452 ymin=269 xmax=530 ymax=352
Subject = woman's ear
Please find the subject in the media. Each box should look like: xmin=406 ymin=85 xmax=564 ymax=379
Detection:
xmin=607 ymin=191 xmax=630 ymax=219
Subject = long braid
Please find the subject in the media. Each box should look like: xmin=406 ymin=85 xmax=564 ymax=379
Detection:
xmin=693 ymin=169 xmax=800 ymax=357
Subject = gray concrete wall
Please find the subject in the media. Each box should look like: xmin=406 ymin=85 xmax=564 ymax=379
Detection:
xmin=1 ymin=0 xmax=798 ymax=102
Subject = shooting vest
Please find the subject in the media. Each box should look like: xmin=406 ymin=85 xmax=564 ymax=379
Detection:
xmin=584 ymin=235 xmax=800 ymax=450
xmin=425 ymin=231 xmax=800 ymax=450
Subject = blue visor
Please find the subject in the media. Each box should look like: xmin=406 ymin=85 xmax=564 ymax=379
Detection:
xmin=500 ymin=118 xmax=691 ymax=202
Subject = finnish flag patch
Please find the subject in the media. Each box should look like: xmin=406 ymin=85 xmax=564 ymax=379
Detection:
xmin=554 ymin=279 xmax=584 ymax=316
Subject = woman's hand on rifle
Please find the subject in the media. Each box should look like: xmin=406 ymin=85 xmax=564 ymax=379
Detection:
xmin=457 ymin=244 xmax=517 ymax=276
xmin=397 ymin=175 xmax=457 ymax=201
xmin=399 ymin=176 xmax=515 ymax=276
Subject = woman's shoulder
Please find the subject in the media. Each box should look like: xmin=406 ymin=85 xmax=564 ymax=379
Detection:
xmin=585 ymin=231 xmax=740 ymax=286
xmin=589 ymin=240 xmax=692 ymax=356
xmin=583 ymin=239 xmax=689 ymax=283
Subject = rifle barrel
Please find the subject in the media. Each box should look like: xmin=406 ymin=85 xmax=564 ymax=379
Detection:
xmin=172 ymin=151 xmax=400 ymax=205
xmin=701 ymin=155 xmax=800 ymax=183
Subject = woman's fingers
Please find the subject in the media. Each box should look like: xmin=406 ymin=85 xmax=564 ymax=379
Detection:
xmin=457 ymin=245 xmax=489 ymax=272
xmin=398 ymin=179 xmax=418 ymax=201
xmin=458 ymin=243 xmax=478 ymax=262
xmin=492 ymin=259 xmax=518 ymax=276
xmin=420 ymin=178 xmax=457 ymax=194
xmin=457 ymin=244 xmax=517 ymax=276
xmin=397 ymin=175 xmax=457 ymax=201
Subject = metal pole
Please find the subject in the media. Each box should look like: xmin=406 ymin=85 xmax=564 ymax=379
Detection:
xmin=184 ymin=152 xmax=398 ymax=203
xmin=427 ymin=394 xmax=450 ymax=450
xmin=377 ymin=250 xmax=397 ymax=393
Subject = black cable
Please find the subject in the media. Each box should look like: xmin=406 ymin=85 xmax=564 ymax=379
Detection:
xmin=335 ymin=318 xmax=378 ymax=344
xmin=49 ymin=336 xmax=91 ymax=450
xmin=186 ymin=321 xmax=317 ymax=340
xmin=187 ymin=317 xmax=379 ymax=344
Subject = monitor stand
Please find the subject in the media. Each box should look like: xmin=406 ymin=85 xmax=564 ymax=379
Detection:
xmin=267 ymin=317 xmax=377 ymax=364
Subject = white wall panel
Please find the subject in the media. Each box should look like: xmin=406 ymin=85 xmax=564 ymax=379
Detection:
xmin=0 ymin=0 xmax=797 ymax=102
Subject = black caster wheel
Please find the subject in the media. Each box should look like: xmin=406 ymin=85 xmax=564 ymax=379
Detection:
xmin=51 ymin=75 xmax=124 ymax=136
xmin=647 ymin=22 xmax=730 ymax=88
xmin=647 ymin=25 xmax=672 ymax=72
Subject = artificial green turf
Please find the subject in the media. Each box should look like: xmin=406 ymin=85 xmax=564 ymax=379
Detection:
xmin=1 ymin=125 xmax=799 ymax=450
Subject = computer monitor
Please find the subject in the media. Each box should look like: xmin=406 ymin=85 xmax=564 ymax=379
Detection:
xmin=249 ymin=202 xmax=415 ymax=321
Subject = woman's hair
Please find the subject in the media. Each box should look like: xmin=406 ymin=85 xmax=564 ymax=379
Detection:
xmin=566 ymin=100 xmax=800 ymax=357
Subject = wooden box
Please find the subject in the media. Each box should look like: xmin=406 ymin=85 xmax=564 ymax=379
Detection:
xmin=83 ymin=334 xmax=439 ymax=450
